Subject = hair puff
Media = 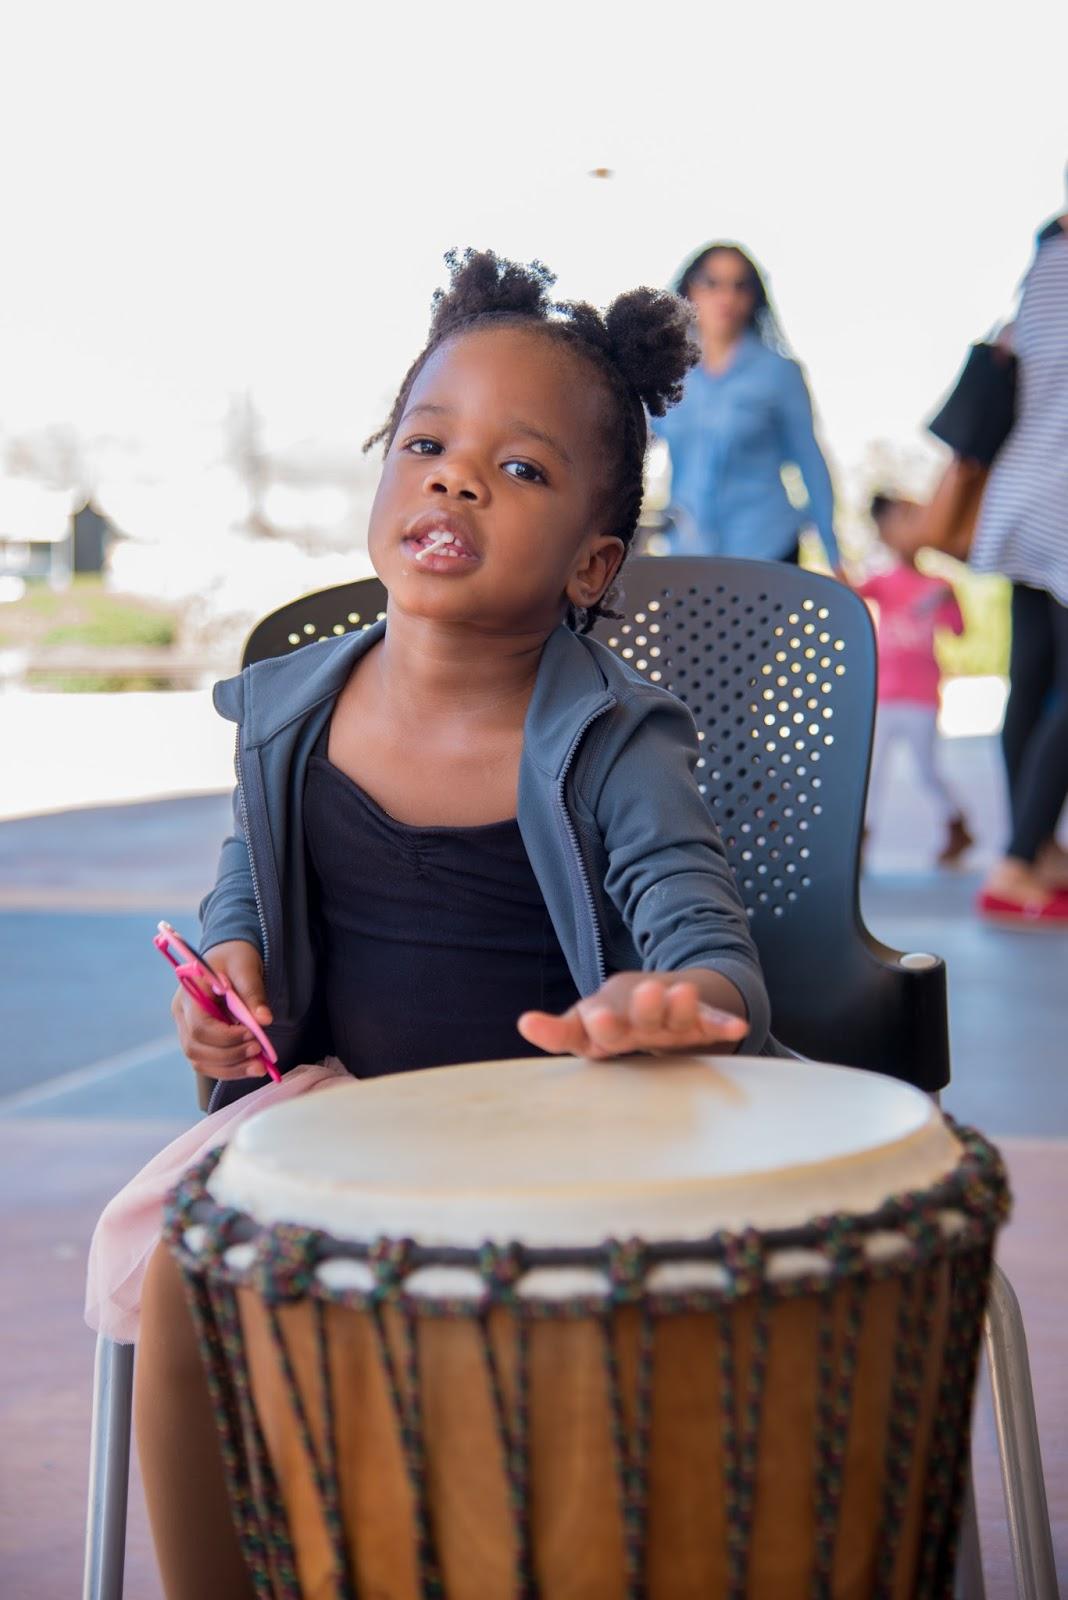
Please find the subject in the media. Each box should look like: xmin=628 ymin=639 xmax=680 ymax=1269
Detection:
xmin=603 ymin=287 xmax=697 ymax=417
xmin=428 ymin=248 xmax=556 ymax=341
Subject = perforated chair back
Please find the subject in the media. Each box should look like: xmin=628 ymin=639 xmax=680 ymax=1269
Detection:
xmin=593 ymin=558 xmax=947 ymax=1087
xmin=241 ymin=559 xmax=949 ymax=1090
xmin=242 ymin=576 xmax=388 ymax=666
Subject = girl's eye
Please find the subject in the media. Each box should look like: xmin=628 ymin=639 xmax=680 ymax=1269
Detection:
xmin=503 ymin=460 xmax=548 ymax=485
xmin=404 ymin=437 xmax=442 ymax=456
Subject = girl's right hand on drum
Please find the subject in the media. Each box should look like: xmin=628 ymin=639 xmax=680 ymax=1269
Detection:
xmin=172 ymin=939 xmax=274 ymax=1080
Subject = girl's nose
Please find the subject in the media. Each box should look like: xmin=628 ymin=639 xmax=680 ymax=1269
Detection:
xmin=423 ymin=458 xmax=487 ymax=504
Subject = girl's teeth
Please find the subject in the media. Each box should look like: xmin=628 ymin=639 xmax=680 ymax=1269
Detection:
xmin=415 ymin=531 xmax=456 ymax=561
xmin=414 ymin=530 xmax=470 ymax=562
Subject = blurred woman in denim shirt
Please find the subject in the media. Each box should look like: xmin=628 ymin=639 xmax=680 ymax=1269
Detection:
xmin=653 ymin=243 xmax=843 ymax=576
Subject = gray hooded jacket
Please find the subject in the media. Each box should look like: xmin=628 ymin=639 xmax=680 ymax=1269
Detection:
xmin=200 ymin=621 xmax=775 ymax=1102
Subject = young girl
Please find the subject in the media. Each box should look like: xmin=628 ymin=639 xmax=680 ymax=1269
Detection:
xmin=858 ymin=494 xmax=972 ymax=865
xmin=90 ymin=250 xmax=776 ymax=1600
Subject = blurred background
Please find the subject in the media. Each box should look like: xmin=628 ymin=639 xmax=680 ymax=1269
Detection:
xmin=4 ymin=2 xmax=1065 ymax=754
xmin=1 ymin=3 xmax=1066 ymax=1594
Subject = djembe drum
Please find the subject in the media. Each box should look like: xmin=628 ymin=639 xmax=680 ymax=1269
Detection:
xmin=166 ymin=1055 xmax=1008 ymax=1600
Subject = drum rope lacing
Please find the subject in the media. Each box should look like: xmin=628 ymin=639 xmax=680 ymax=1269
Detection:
xmin=714 ymin=1232 xmax=771 ymax=1599
xmin=921 ymin=1226 xmax=994 ymax=1596
xmin=874 ymin=1267 xmax=930 ymax=1595
xmin=165 ymin=1121 xmax=1008 ymax=1600
xmin=811 ymin=1225 xmax=866 ymax=1598
xmin=181 ymin=1208 xmax=305 ymax=1599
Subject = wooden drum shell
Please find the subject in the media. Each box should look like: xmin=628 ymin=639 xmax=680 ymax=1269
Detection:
xmin=233 ymin=1263 xmax=952 ymax=1599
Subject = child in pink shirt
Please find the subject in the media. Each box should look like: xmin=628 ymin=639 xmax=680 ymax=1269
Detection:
xmin=857 ymin=494 xmax=972 ymax=864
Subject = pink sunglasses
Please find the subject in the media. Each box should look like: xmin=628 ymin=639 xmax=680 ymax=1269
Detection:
xmin=154 ymin=920 xmax=281 ymax=1083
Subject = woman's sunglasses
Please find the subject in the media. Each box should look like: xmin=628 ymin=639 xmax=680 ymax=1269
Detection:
xmin=696 ymin=272 xmax=756 ymax=296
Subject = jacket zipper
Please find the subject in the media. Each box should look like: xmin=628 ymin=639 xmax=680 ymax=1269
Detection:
xmin=207 ymin=742 xmax=275 ymax=1115
xmin=556 ymin=704 xmax=612 ymax=991
xmin=235 ymin=740 xmax=271 ymax=972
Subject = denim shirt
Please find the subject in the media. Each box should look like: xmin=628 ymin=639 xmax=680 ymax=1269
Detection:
xmin=652 ymin=334 xmax=839 ymax=566
xmin=199 ymin=621 xmax=776 ymax=1104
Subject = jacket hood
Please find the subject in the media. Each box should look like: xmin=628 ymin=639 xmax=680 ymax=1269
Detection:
xmin=212 ymin=624 xmax=385 ymax=744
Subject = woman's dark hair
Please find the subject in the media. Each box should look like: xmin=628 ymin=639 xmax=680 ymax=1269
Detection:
xmin=674 ymin=241 xmax=789 ymax=354
xmin=365 ymin=248 xmax=697 ymax=631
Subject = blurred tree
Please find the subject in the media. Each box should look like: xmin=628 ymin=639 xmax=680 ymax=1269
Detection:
xmin=224 ymin=391 xmax=276 ymax=538
xmin=5 ymin=422 xmax=88 ymax=494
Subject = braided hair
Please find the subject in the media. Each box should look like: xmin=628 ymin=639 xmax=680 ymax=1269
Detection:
xmin=365 ymin=248 xmax=697 ymax=631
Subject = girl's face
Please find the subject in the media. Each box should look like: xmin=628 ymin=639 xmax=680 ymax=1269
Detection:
xmin=368 ymin=327 xmax=624 ymax=634
xmin=878 ymin=500 xmax=925 ymax=564
xmin=687 ymin=250 xmax=757 ymax=344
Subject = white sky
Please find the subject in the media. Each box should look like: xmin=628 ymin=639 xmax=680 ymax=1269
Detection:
xmin=1 ymin=0 xmax=1065 ymax=533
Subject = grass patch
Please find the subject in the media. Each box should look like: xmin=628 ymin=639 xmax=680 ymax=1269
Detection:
xmin=0 ymin=576 xmax=179 ymax=652
xmin=26 ymin=673 xmax=176 ymax=693
xmin=43 ymin=608 xmax=175 ymax=648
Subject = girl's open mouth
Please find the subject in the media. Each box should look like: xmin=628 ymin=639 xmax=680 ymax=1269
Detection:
xmin=404 ymin=527 xmax=479 ymax=567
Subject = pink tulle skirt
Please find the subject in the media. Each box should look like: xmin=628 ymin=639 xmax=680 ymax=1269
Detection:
xmin=85 ymin=1058 xmax=351 ymax=1344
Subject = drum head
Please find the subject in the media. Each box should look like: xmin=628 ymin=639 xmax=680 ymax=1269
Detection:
xmin=209 ymin=1055 xmax=960 ymax=1247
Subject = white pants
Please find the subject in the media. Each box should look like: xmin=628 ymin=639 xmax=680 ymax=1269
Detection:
xmin=866 ymin=702 xmax=961 ymax=831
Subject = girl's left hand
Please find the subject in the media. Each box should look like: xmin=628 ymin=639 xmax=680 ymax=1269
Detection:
xmin=517 ymin=972 xmax=748 ymax=1060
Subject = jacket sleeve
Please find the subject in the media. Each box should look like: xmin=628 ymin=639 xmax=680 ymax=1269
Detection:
xmin=584 ymin=691 xmax=771 ymax=1050
xmin=198 ymin=784 xmax=265 ymax=956
xmin=778 ymin=359 xmax=840 ymax=569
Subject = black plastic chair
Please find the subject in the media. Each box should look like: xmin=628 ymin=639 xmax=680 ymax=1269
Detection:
xmin=591 ymin=556 xmax=951 ymax=1086
xmin=242 ymin=577 xmax=389 ymax=668
xmin=244 ymin=556 xmax=948 ymax=1090
xmin=84 ymin=557 xmax=1055 ymax=1600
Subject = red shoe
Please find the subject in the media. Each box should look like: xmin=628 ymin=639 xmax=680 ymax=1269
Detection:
xmin=977 ymin=889 xmax=1068 ymax=927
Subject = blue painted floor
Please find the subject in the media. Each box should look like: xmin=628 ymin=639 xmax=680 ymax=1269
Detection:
xmin=862 ymin=872 xmax=1067 ymax=1135
xmin=0 ymin=738 xmax=1063 ymax=1136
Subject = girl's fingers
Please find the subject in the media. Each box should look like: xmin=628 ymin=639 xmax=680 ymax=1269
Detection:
xmin=696 ymin=1003 xmax=749 ymax=1037
xmin=580 ymin=1005 xmax=627 ymax=1050
xmin=515 ymin=1009 xmax=551 ymax=1050
xmin=174 ymin=990 xmax=252 ymax=1047
xmin=665 ymin=981 xmax=701 ymax=1033
xmin=205 ymin=942 xmax=272 ymax=1023
xmin=187 ymin=1038 xmax=264 ymax=1071
xmin=189 ymin=1016 xmax=251 ymax=1046
xmin=519 ymin=990 xmax=749 ymax=1062
xmin=189 ymin=1041 xmax=265 ymax=1072
xmin=192 ymin=1060 xmax=269 ymax=1081
xmin=517 ymin=1009 xmax=588 ymax=1056
xmin=628 ymin=978 xmax=672 ymax=1031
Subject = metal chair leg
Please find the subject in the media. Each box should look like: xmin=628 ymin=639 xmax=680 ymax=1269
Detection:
xmin=984 ymin=1262 xmax=1058 ymax=1600
xmin=956 ymin=1469 xmax=987 ymax=1600
xmin=82 ymin=1335 xmax=135 ymax=1600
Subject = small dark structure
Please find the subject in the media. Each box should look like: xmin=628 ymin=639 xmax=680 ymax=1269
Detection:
xmin=71 ymin=502 xmax=114 ymax=575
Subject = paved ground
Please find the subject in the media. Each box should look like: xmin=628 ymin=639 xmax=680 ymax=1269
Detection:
xmin=0 ymin=732 xmax=1064 ymax=1596
xmin=2 ymin=733 xmax=1061 ymax=1136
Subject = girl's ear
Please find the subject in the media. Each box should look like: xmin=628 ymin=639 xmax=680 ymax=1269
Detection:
xmin=566 ymin=535 xmax=625 ymax=613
